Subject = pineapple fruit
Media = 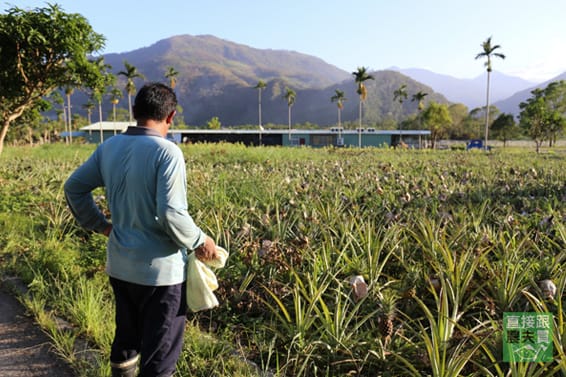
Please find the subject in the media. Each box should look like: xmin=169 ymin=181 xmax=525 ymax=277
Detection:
xmin=377 ymin=290 xmax=398 ymax=345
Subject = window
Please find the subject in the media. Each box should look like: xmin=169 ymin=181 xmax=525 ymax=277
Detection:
xmin=311 ymin=135 xmax=333 ymax=147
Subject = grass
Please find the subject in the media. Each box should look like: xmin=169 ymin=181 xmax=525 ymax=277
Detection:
xmin=0 ymin=142 xmax=565 ymax=376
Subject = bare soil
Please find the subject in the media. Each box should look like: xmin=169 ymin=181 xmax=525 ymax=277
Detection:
xmin=0 ymin=287 xmax=75 ymax=377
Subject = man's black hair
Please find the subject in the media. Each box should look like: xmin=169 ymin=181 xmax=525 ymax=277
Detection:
xmin=133 ymin=82 xmax=177 ymax=121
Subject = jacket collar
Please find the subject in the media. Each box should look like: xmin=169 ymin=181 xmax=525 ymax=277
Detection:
xmin=124 ymin=126 xmax=163 ymax=138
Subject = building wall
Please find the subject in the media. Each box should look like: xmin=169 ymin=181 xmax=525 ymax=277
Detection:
xmin=341 ymin=133 xmax=391 ymax=148
xmin=283 ymin=132 xmax=392 ymax=148
xmin=84 ymin=130 xmax=121 ymax=144
xmin=80 ymin=126 xmax=427 ymax=149
xmin=181 ymin=133 xmax=282 ymax=146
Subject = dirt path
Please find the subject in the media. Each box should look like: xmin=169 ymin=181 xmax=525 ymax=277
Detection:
xmin=0 ymin=287 xmax=75 ymax=377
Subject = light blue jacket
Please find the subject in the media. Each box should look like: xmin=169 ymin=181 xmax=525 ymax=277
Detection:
xmin=64 ymin=126 xmax=206 ymax=286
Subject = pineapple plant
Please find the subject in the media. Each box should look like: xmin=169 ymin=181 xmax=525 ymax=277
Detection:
xmin=377 ymin=289 xmax=398 ymax=345
xmin=400 ymin=265 xmax=421 ymax=299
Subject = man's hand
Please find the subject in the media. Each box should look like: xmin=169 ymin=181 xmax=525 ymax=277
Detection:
xmin=102 ymin=224 xmax=113 ymax=237
xmin=194 ymin=236 xmax=217 ymax=262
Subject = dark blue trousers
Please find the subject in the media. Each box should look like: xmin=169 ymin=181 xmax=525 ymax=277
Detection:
xmin=109 ymin=277 xmax=187 ymax=377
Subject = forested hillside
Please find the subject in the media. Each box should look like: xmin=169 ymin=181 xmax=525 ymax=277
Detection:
xmin=95 ymin=35 xmax=448 ymax=126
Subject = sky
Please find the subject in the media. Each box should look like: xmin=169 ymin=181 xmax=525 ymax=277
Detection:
xmin=6 ymin=0 xmax=566 ymax=83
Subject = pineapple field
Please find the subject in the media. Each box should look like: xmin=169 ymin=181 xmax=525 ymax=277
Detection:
xmin=0 ymin=143 xmax=565 ymax=377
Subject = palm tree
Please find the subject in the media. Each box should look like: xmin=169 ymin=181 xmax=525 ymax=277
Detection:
xmin=254 ymin=80 xmax=267 ymax=145
xmin=411 ymin=91 xmax=428 ymax=147
xmin=284 ymin=87 xmax=296 ymax=142
xmin=109 ymin=87 xmax=123 ymax=135
xmin=118 ymin=61 xmax=145 ymax=124
xmin=393 ymin=84 xmax=408 ymax=105
xmin=60 ymin=69 xmax=82 ymax=144
xmin=64 ymin=85 xmax=74 ymax=144
xmin=352 ymin=67 xmax=374 ymax=147
xmin=475 ymin=36 xmax=505 ymax=150
xmin=393 ymin=84 xmax=408 ymax=142
xmin=164 ymin=66 xmax=179 ymax=128
xmin=82 ymin=101 xmax=95 ymax=125
xmin=90 ymin=57 xmax=113 ymax=143
xmin=165 ymin=66 xmax=179 ymax=89
xmin=331 ymin=89 xmax=347 ymax=142
xmin=254 ymin=80 xmax=267 ymax=125
xmin=91 ymin=87 xmax=104 ymax=143
xmin=411 ymin=91 xmax=428 ymax=112
xmin=50 ymin=91 xmax=65 ymax=140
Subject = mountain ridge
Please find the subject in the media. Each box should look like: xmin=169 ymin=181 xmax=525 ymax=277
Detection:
xmin=390 ymin=67 xmax=538 ymax=109
xmin=98 ymin=34 xmax=448 ymax=126
xmin=79 ymin=34 xmax=564 ymax=125
xmin=104 ymin=34 xmax=351 ymax=92
xmin=493 ymin=72 xmax=566 ymax=115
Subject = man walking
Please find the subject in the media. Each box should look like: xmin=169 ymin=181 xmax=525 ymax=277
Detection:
xmin=65 ymin=82 xmax=216 ymax=376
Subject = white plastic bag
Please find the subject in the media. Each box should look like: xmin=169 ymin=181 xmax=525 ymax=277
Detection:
xmin=186 ymin=246 xmax=228 ymax=312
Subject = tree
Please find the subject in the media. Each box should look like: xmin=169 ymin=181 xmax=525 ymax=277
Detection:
xmin=89 ymin=57 xmax=114 ymax=143
xmin=466 ymin=105 xmax=498 ymax=139
xmin=0 ymin=4 xmax=105 ymax=154
xmin=163 ymin=66 xmax=179 ymax=128
xmin=109 ymin=87 xmax=123 ymax=135
xmin=284 ymin=87 xmax=296 ymax=140
xmin=331 ymin=89 xmax=347 ymax=142
xmin=82 ymin=101 xmax=95 ymax=125
xmin=393 ymin=84 xmax=408 ymax=142
xmin=118 ymin=60 xmax=145 ymax=124
xmin=48 ymin=91 xmax=65 ymax=139
xmin=63 ymin=85 xmax=76 ymax=144
xmin=254 ymin=80 xmax=267 ymax=129
xmin=519 ymin=89 xmax=548 ymax=153
xmin=207 ymin=116 xmax=221 ymax=129
xmin=411 ymin=90 xmax=428 ymax=132
xmin=254 ymin=80 xmax=267 ymax=145
xmin=352 ymin=67 xmax=375 ymax=147
xmin=490 ymin=113 xmax=518 ymax=147
xmin=540 ymin=80 xmax=566 ymax=146
xmin=165 ymin=66 xmax=179 ymax=89
xmin=446 ymin=103 xmax=470 ymax=139
xmin=8 ymin=100 xmax=48 ymax=146
xmin=393 ymin=84 xmax=408 ymax=105
xmin=475 ymin=36 xmax=505 ymax=150
xmin=411 ymin=91 xmax=428 ymax=112
xmin=421 ymin=102 xmax=452 ymax=149
xmin=519 ymin=84 xmax=566 ymax=152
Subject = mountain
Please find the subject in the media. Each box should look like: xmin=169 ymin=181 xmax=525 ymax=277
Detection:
xmin=82 ymin=35 xmax=448 ymax=126
xmin=493 ymin=72 xmax=566 ymax=115
xmin=390 ymin=67 xmax=537 ymax=109
xmin=103 ymin=34 xmax=349 ymax=99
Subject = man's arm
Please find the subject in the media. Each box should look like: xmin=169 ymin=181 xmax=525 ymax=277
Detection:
xmin=64 ymin=153 xmax=111 ymax=234
xmin=155 ymin=147 xmax=209 ymax=251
